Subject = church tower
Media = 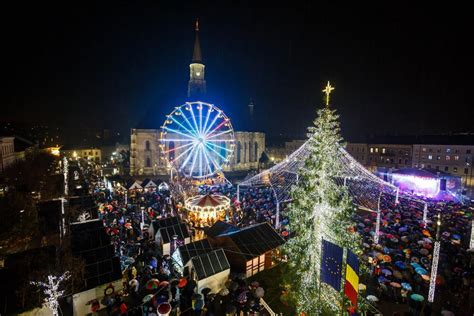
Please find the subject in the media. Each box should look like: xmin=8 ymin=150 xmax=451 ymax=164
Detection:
xmin=188 ymin=19 xmax=206 ymax=99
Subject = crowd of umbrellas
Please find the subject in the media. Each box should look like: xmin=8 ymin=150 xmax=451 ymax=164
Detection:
xmin=355 ymin=194 xmax=473 ymax=315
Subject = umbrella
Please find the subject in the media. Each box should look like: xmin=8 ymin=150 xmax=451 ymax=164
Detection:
xmin=415 ymin=267 xmax=428 ymax=275
xmin=410 ymin=294 xmax=424 ymax=302
xmin=419 ymin=249 xmax=429 ymax=255
xmin=421 ymin=274 xmax=430 ymax=281
xmin=358 ymin=283 xmax=367 ymax=291
xmin=383 ymin=255 xmax=392 ymax=263
xmin=378 ymin=276 xmax=388 ymax=283
xmin=255 ymin=287 xmax=265 ymax=298
xmin=441 ymin=310 xmax=455 ymax=316
xmin=381 ymin=269 xmax=392 ymax=276
xmin=178 ymin=278 xmax=187 ymax=288
xmin=393 ymin=270 xmax=403 ymax=279
xmin=394 ymin=261 xmax=406 ymax=269
xmin=159 ymin=280 xmax=169 ymax=288
xmin=390 ymin=282 xmax=401 ymax=288
xmin=422 ymin=230 xmax=431 ymax=237
xmin=157 ymin=303 xmax=171 ymax=315
xmin=452 ymin=234 xmax=461 ymax=240
xmin=367 ymin=295 xmax=379 ymax=302
xmin=237 ymin=291 xmax=248 ymax=303
xmin=146 ymin=279 xmax=160 ymax=290
xmin=142 ymin=294 xmax=154 ymax=303
xmin=401 ymin=282 xmax=412 ymax=291
xmin=250 ymin=281 xmax=260 ymax=288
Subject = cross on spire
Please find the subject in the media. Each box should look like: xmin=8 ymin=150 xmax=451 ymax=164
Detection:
xmin=322 ymin=81 xmax=335 ymax=107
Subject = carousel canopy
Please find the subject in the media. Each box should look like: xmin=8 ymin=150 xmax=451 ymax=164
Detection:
xmin=185 ymin=194 xmax=231 ymax=212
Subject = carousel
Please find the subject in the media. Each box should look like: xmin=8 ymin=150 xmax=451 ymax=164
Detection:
xmin=184 ymin=194 xmax=231 ymax=224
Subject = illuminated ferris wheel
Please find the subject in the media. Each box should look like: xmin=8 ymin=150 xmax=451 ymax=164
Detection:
xmin=160 ymin=101 xmax=235 ymax=179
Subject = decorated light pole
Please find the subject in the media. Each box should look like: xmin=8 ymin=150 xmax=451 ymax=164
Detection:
xmin=31 ymin=272 xmax=70 ymax=316
xmin=428 ymin=213 xmax=441 ymax=303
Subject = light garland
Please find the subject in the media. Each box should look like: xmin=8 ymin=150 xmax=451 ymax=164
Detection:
xmin=63 ymin=157 xmax=68 ymax=196
xmin=428 ymin=241 xmax=440 ymax=302
xmin=31 ymin=272 xmax=70 ymax=316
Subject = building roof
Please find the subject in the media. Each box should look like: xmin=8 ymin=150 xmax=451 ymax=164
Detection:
xmin=350 ymin=134 xmax=474 ymax=146
xmin=152 ymin=216 xmax=180 ymax=233
xmin=191 ymin=248 xmax=230 ymax=280
xmin=177 ymin=239 xmax=213 ymax=265
xmin=223 ymin=222 xmax=285 ymax=260
xmin=205 ymin=220 xmax=239 ymax=238
xmin=158 ymin=223 xmax=190 ymax=244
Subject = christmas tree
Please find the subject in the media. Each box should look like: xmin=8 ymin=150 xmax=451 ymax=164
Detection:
xmin=284 ymin=82 xmax=362 ymax=315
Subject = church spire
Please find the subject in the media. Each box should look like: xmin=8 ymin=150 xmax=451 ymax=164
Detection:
xmin=188 ymin=18 xmax=206 ymax=99
xmin=192 ymin=18 xmax=202 ymax=63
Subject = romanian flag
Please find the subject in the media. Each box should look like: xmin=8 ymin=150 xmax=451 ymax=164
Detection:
xmin=344 ymin=250 xmax=359 ymax=308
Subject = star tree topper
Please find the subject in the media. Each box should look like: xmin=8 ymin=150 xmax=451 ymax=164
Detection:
xmin=322 ymin=81 xmax=335 ymax=107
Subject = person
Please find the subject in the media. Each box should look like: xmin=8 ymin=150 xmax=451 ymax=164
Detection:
xmin=120 ymin=301 xmax=128 ymax=315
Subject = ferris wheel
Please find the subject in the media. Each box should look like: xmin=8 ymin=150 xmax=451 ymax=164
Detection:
xmin=160 ymin=101 xmax=235 ymax=179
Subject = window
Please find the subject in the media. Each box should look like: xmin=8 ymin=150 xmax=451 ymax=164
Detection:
xmin=436 ymin=166 xmax=439 ymax=170
xmin=375 ymin=148 xmax=379 ymax=153
xmin=467 ymin=149 xmax=471 ymax=154
xmin=145 ymin=140 xmax=151 ymax=150
xmin=465 ymin=168 xmax=469 ymax=174
xmin=421 ymin=164 xmax=425 ymax=168
xmin=444 ymin=166 xmax=449 ymax=172
xmin=382 ymin=148 xmax=386 ymax=154
xmin=453 ymin=167 xmax=458 ymax=172
xmin=146 ymin=157 xmax=151 ymax=168
xmin=428 ymin=155 xmax=433 ymax=160
xmin=427 ymin=165 xmax=431 ymax=169
xmin=454 ymin=155 xmax=459 ymax=161
xmin=422 ymin=147 xmax=426 ymax=152
xmin=398 ymin=159 xmax=402 ymax=164
xmin=428 ymin=148 xmax=432 ymax=153
xmin=437 ymin=155 xmax=441 ymax=160
xmin=405 ymin=159 xmax=408 ymax=165
xmin=446 ymin=148 xmax=451 ymax=153
xmin=446 ymin=155 xmax=450 ymax=161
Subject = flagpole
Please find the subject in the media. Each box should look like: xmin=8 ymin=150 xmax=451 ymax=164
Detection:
xmin=340 ymin=247 xmax=347 ymax=316
xmin=318 ymin=236 xmax=323 ymax=316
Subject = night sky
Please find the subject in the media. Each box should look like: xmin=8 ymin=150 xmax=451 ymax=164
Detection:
xmin=3 ymin=2 xmax=472 ymax=141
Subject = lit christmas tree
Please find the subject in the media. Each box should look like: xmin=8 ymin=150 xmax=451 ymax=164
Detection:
xmin=31 ymin=272 xmax=70 ymax=316
xmin=285 ymin=82 xmax=362 ymax=315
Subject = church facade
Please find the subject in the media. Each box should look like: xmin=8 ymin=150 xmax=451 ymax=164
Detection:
xmin=130 ymin=21 xmax=265 ymax=176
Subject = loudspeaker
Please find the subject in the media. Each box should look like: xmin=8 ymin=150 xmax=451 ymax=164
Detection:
xmin=440 ymin=179 xmax=447 ymax=191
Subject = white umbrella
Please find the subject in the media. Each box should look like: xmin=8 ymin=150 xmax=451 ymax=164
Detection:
xmin=255 ymin=287 xmax=265 ymax=298
xmin=367 ymin=295 xmax=379 ymax=302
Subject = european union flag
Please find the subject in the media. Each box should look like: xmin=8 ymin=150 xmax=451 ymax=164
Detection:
xmin=321 ymin=239 xmax=343 ymax=291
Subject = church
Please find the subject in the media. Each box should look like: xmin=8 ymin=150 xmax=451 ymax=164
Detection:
xmin=130 ymin=21 xmax=265 ymax=176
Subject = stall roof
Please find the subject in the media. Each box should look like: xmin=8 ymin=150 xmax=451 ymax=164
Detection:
xmin=205 ymin=220 xmax=239 ymax=237
xmin=159 ymin=223 xmax=190 ymax=244
xmin=178 ymin=239 xmax=213 ymax=265
xmin=152 ymin=216 xmax=181 ymax=233
xmin=223 ymin=222 xmax=285 ymax=260
xmin=191 ymin=248 xmax=230 ymax=280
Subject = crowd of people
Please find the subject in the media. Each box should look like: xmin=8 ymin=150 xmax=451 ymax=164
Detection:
xmin=85 ymin=165 xmax=474 ymax=316
xmin=87 ymin=175 xmax=276 ymax=315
